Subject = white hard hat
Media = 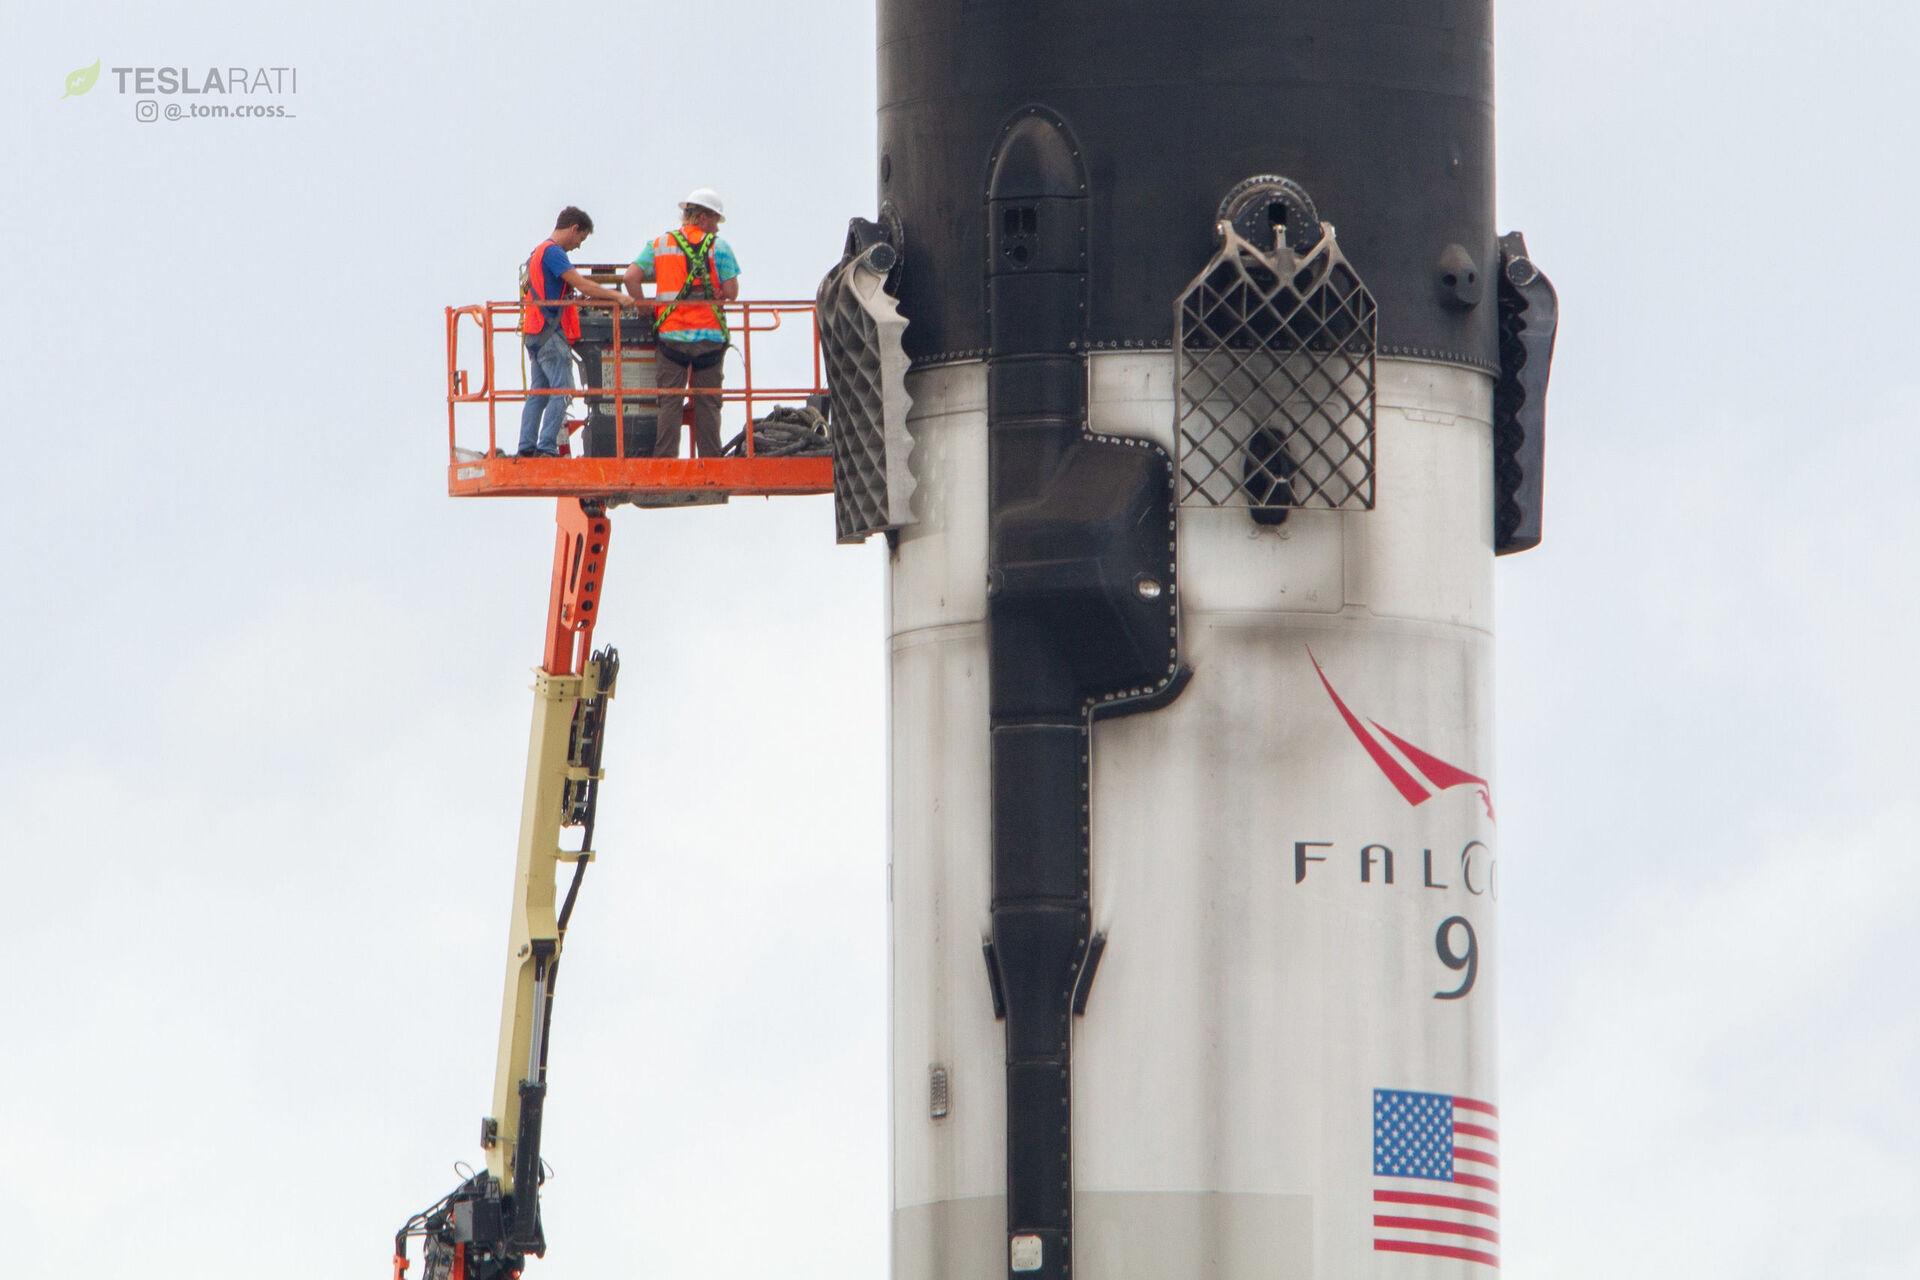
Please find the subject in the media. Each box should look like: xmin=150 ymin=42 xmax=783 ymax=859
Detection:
xmin=680 ymin=187 xmax=726 ymax=221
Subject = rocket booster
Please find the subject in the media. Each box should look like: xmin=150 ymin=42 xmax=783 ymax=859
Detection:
xmin=817 ymin=3 xmax=1558 ymax=1278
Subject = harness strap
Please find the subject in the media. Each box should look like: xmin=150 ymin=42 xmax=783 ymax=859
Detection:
xmin=657 ymin=227 xmax=728 ymax=341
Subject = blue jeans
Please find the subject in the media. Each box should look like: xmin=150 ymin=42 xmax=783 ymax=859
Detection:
xmin=518 ymin=327 xmax=574 ymax=454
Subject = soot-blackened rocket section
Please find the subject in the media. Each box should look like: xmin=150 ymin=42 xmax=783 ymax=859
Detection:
xmin=880 ymin=0 xmax=1499 ymax=371
xmin=981 ymin=108 xmax=1183 ymax=1280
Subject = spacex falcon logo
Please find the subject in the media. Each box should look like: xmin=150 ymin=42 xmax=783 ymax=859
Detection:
xmin=1308 ymin=649 xmax=1495 ymax=821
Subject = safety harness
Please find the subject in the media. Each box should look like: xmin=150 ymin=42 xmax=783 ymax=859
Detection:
xmin=657 ymin=227 xmax=729 ymax=343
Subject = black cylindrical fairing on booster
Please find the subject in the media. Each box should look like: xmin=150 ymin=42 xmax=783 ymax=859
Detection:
xmin=878 ymin=0 xmax=1498 ymax=369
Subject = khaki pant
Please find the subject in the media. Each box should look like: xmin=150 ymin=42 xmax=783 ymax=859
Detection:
xmin=653 ymin=339 xmax=726 ymax=458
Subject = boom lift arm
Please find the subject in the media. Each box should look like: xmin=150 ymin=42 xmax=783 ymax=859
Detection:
xmin=395 ymin=499 xmax=617 ymax=1280
xmin=416 ymin=283 xmax=836 ymax=1279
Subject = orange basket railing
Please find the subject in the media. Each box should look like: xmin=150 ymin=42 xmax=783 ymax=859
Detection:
xmin=446 ymin=295 xmax=827 ymax=459
xmin=444 ymin=278 xmax=833 ymax=499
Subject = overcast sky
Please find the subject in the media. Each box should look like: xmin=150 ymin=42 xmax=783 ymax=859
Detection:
xmin=3 ymin=2 xmax=1916 ymax=1278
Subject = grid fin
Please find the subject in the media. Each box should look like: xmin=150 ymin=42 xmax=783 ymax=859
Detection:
xmin=1174 ymin=224 xmax=1378 ymax=514
xmin=818 ymin=249 xmax=916 ymax=543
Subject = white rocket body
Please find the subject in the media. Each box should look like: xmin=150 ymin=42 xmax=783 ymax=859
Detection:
xmin=888 ymin=355 xmax=1501 ymax=1277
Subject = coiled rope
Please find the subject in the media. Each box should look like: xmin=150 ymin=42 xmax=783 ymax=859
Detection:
xmin=722 ymin=404 xmax=832 ymax=458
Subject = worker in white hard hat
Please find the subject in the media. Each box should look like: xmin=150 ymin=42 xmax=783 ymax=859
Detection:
xmin=624 ymin=188 xmax=741 ymax=458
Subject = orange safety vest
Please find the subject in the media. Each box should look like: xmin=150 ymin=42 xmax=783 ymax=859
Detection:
xmin=651 ymin=226 xmax=727 ymax=339
xmin=521 ymin=239 xmax=581 ymax=343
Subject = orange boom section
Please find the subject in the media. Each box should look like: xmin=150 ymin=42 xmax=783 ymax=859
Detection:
xmin=444 ymin=266 xmax=833 ymax=501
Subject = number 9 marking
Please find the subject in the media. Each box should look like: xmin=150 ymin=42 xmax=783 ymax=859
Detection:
xmin=1434 ymin=916 xmax=1477 ymax=1000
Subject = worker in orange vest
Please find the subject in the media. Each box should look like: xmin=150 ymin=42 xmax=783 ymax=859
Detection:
xmin=518 ymin=206 xmax=630 ymax=458
xmin=624 ymin=189 xmax=741 ymax=458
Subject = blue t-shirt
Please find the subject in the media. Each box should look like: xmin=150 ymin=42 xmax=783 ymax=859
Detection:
xmin=532 ymin=241 xmax=573 ymax=328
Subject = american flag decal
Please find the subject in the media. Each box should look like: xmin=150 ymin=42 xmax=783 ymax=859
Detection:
xmin=1372 ymin=1088 xmax=1500 ymax=1269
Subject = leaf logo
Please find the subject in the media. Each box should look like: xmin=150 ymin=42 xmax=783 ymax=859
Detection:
xmin=63 ymin=59 xmax=101 ymax=99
